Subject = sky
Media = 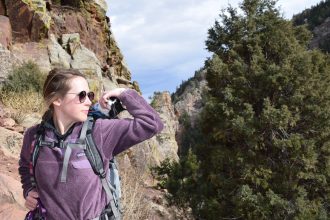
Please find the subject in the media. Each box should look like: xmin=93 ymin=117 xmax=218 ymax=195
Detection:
xmin=106 ymin=0 xmax=323 ymax=100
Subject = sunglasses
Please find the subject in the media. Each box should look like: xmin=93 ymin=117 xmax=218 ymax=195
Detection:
xmin=67 ymin=91 xmax=95 ymax=103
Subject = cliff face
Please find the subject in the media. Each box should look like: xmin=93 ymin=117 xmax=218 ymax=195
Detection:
xmin=309 ymin=17 xmax=330 ymax=51
xmin=171 ymin=70 xmax=208 ymax=149
xmin=292 ymin=1 xmax=330 ymax=52
xmin=0 ymin=0 xmax=134 ymax=89
xmin=172 ymin=70 xmax=207 ymax=124
xmin=0 ymin=1 xmax=181 ymax=219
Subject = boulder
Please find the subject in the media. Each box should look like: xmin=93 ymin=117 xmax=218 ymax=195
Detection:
xmin=0 ymin=203 xmax=26 ymax=220
xmin=48 ymin=34 xmax=71 ymax=69
xmin=0 ymin=48 xmax=21 ymax=79
xmin=0 ymin=106 xmax=11 ymax=118
xmin=48 ymin=32 xmax=103 ymax=77
xmin=0 ymin=127 xmax=23 ymax=158
xmin=0 ymin=174 xmax=26 ymax=220
xmin=70 ymin=42 xmax=103 ymax=78
xmin=0 ymin=173 xmax=25 ymax=207
xmin=0 ymin=118 xmax=15 ymax=127
xmin=0 ymin=15 xmax=11 ymax=49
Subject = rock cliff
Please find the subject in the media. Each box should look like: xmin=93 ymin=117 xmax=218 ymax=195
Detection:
xmin=0 ymin=1 xmax=181 ymax=219
xmin=309 ymin=17 xmax=330 ymax=51
xmin=171 ymin=69 xmax=208 ymax=148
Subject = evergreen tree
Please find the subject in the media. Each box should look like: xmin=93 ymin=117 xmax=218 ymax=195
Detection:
xmin=155 ymin=0 xmax=330 ymax=219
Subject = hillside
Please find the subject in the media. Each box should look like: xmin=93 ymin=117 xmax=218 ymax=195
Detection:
xmin=292 ymin=0 xmax=330 ymax=52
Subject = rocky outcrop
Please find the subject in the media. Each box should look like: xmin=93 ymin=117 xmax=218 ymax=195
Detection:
xmin=1 ymin=0 xmax=131 ymax=83
xmin=0 ymin=48 xmax=21 ymax=79
xmin=11 ymin=41 xmax=51 ymax=73
xmin=49 ymin=5 xmax=108 ymax=60
xmin=0 ymin=173 xmax=25 ymax=208
xmin=0 ymin=126 xmax=23 ymax=158
xmin=173 ymin=70 xmax=207 ymax=126
xmin=0 ymin=174 xmax=26 ymax=220
xmin=310 ymin=17 xmax=330 ymax=50
xmin=0 ymin=15 xmax=11 ymax=49
xmin=92 ymin=0 xmax=108 ymax=14
xmin=5 ymin=0 xmax=50 ymax=42
xmin=152 ymin=92 xmax=179 ymax=162
xmin=171 ymin=70 xmax=208 ymax=150
xmin=48 ymin=33 xmax=103 ymax=77
xmin=5 ymin=1 xmax=33 ymax=42
xmin=48 ymin=34 xmax=71 ymax=68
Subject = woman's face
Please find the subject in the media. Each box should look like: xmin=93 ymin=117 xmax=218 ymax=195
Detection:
xmin=56 ymin=76 xmax=92 ymax=123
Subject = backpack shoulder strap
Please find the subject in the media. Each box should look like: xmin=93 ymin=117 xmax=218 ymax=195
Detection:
xmin=83 ymin=116 xmax=120 ymax=219
xmin=83 ymin=117 xmax=106 ymax=178
xmin=29 ymin=123 xmax=47 ymax=188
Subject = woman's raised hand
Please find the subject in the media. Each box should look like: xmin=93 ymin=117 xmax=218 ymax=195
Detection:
xmin=99 ymin=88 xmax=127 ymax=109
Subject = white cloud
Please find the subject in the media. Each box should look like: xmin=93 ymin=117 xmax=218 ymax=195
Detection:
xmin=277 ymin=0 xmax=321 ymax=18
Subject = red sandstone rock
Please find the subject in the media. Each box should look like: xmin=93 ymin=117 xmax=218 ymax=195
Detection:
xmin=49 ymin=6 xmax=108 ymax=61
xmin=5 ymin=0 xmax=34 ymax=42
xmin=5 ymin=0 xmax=49 ymax=42
xmin=0 ymin=118 xmax=15 ymax=127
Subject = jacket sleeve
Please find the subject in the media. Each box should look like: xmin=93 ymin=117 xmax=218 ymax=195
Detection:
xmin=18 ymin=126 xmax=36 ymax=198
xmin=96 ymin=89 xmax=164 ymax=158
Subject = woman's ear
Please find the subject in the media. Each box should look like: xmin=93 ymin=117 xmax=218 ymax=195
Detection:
xmin=52 ymin=97 xmax=62 ymax=107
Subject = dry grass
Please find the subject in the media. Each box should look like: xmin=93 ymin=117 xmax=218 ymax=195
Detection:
xmin=0 ymin=89 xmax=44 ymax=124
xmin=121 ymin=168 xmax=152 ymax=220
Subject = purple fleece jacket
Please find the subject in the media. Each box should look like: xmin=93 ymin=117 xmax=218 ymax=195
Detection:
xmin=18 ymin=89 xmax=164 ymax=220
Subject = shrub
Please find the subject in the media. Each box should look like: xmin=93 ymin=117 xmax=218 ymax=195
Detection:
xmin=1 ymin=61 xmax=46 ymax=93
xmin=0 ymin=61 xmax=46 ymax=123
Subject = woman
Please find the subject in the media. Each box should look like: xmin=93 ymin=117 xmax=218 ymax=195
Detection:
xmin=19 ymin=68 xmax=164 ymax=219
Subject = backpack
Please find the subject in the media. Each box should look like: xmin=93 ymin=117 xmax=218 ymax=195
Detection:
xmin=27 ymin=98 xmax=125 ymax=220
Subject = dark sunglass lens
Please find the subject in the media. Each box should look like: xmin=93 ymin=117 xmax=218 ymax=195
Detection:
xmin=78 ymin=91 xmax=87 ymax=103
xmin=87 ymin=92 xmax=95 ymax=102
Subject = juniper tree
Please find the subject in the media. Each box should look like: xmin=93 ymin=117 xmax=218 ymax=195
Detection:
xmin=155 ymin=0 xmax=330 ymax=219
xmin=199 ymin=0 xmax=330 ymax=219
